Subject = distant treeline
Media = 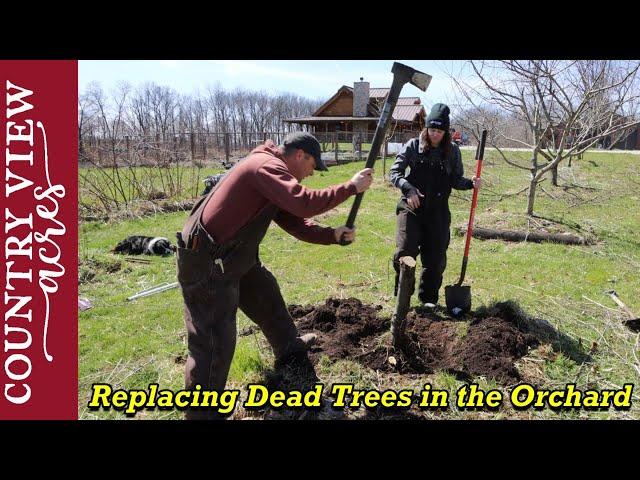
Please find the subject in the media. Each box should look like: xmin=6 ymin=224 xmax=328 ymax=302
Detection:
xmin=79 ymin=81 xmax=323 ymax=142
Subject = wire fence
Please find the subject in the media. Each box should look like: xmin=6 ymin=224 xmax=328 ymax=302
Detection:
xmin=77 ymin=130 xmax=423 ymax=219
xmin=79 ymin=130 xmax=421 ymax=168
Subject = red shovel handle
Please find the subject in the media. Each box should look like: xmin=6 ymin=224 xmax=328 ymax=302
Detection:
xmin=458 ymin=130 xmax=487 ymax=285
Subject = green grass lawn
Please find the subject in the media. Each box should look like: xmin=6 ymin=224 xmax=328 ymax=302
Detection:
xmin=78 ymin=149 xmax=640 ymax=419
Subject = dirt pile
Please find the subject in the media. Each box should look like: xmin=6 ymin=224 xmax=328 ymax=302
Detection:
xmin=289 ymin=298 xmax=539 ymax=384
xmin=290 ymin=298 xmax=387 ymax=360
xmin=78 ymin=256 xmax=125 ymax=284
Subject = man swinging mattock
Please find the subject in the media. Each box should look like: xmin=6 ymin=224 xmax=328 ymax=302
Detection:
xmin=176 ymin=132 xmax=373 ymax=420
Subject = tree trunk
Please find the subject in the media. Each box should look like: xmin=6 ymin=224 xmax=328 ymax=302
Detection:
xmin=551 ymin=163 xmax=559 ymax=186
xmin=527 ymin=176 xmax=537 ymax=216
xmin=527 ymin=148 xmax=539 ymax=215
xmin=224 ymin=133 xmax=230 ymax=164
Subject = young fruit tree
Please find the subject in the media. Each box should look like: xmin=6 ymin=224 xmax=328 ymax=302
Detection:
xmin=453 ymin=60 xmax=640 ymax=215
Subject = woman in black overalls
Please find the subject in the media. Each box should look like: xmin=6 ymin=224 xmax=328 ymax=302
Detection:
xmin=389 ymin=103 xmax=480 ymax=307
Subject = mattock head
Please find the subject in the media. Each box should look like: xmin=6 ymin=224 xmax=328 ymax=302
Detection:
xmin=391 ymin=62 xmax=432 ymax=92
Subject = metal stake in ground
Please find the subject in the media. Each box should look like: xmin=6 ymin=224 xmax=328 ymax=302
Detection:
xmin=391 ymin=256 xmax=416 ymax=347
xmin=445 ymin=129 xmax=487 ymax=315
xmin=339 ymin=62 xmax=432 ymax=245
xmin=127 ymin=281 xmax=179 ymax=301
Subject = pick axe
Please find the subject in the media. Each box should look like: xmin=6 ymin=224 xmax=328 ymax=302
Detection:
xmin=339 ymin=62 xmax=432 ymax=245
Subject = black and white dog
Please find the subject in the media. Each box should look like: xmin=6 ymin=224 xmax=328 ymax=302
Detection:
xmin=202 ymin=173 xmax=226 ymax=196
xmin=113 ymin=236 xmax=176 ymax=256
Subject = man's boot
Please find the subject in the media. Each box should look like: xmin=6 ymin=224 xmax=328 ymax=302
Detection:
xmin=274 ymin=333 xmax=318 ymax=366
xmin=273 ymin=334 xmax=319 ymax=389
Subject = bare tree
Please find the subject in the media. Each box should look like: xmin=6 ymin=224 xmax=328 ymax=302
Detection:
xmin=452 ymin=104 xmax=504 ymax=146
xmin=78 ymin=91 xmax=96 ymax=155
xmin=248 ymin=91 xmax=273 ymax=138
xmin=453 ymin=60 xmax=640 ymax=215
xmin=79 ymin=80 xmax=321 ymax=169
xmin=81 ymin=81 xmax=132 ymax=208
xmin=129 ymin=83 xmax=152 ymax=137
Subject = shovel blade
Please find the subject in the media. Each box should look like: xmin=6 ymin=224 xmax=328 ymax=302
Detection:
xmin=445 ymin=284 xmax=471 ymax=315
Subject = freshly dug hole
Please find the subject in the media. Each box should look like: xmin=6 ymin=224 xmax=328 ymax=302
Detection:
xmin=289 ymin=297 xmax=539 ymax=384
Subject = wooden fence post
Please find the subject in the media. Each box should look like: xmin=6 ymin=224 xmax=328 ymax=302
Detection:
xmin=173 ymin=135 xmax=178 ymax=163
xmin=155 ymin=133 xmax=161 ymax=164
xmin=224 ymin=132 xmax=230 ymax=164
xmin=202 ymin=134 xmax=207 ymax=162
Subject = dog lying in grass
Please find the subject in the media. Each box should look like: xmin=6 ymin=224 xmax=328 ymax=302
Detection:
xmin=202 ymin=173 xmax=226 ymax=195
xmin=112 ymin=236 xmax=176 ymax=256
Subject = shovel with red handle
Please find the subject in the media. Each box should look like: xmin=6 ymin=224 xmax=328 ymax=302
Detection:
xmin=445 ymin=129 xmax=487 ymax=315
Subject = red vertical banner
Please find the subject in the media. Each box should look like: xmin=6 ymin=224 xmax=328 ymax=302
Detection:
xmin=1 ymin=61 xmax=78 ymax=419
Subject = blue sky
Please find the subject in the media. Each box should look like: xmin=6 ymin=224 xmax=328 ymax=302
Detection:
xmin=79 ymin=60 xmax=471 ymax=109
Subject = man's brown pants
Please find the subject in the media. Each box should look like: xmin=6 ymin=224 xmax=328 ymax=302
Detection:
xmin=177 ymin=238 xmax=301 ymax=420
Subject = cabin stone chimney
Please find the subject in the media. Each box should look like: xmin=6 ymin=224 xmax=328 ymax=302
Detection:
xmin=353 ymin=77 xmax=369 ymax=117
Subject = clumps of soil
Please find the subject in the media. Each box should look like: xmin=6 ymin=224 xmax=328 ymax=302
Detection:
xmin=456 ymin=316 xmax=537 ymax=382
xmin=288 ymin=304 xmax=316 ymax=320
xmin=289 ymin=298 xmax=539 ymax=385
xmin=78 ymin=256 xmax=125 ymax=284
xmin=291 ymin=298 xmax=387 ymax=360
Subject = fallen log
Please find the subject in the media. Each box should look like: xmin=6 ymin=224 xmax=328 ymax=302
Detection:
xmin=455 ymin=226 xmax=593 ymax=245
